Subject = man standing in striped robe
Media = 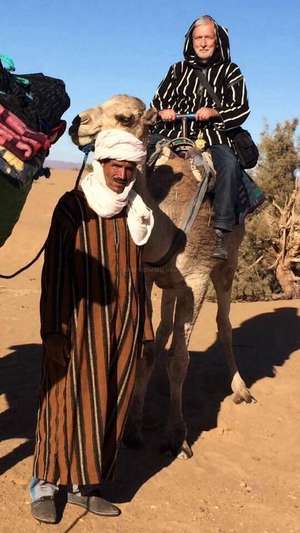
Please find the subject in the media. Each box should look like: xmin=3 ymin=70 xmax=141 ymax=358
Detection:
xmin=30 ymin=129 xmax=154 ymax=524
xmin=151 ymin=15 xmax=251 ymax=260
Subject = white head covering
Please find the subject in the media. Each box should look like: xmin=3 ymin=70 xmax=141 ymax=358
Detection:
xmin=80 ymin=128 xmax=153 ymax=246
xmin=95 ymin=128 xmax=146 ymax=164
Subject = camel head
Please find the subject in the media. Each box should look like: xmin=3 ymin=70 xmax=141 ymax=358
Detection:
xmin=69 ymin=94 xmax=157 ymax=148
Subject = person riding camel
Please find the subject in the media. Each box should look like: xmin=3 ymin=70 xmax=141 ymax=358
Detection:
xmin=150 ymin=15 xmax=251 ymax=260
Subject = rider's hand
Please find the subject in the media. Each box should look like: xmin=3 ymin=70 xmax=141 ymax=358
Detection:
xmin=44 ymin=333 xmax=71 ymax=367
xmin=195 ymin=107 xmax=220 ymax=121
xmin=158 ymin=109 xmax=177 ymax=121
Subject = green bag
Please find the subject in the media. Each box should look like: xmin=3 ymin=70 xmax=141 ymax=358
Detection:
xmin=0 ymin=172 xmax=32 ymax=247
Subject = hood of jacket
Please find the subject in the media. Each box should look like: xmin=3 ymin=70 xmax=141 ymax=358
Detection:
xmin=183 ymin=16 xmax=230 ymax=68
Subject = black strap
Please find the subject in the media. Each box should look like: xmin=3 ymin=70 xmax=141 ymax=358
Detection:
xmin=195 ymin=69 xmax=221 ymax=108
xmin=144 ymin=231 xmax=186 ymax=268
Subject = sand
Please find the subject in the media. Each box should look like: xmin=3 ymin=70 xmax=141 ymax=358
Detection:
xmin=0 ymin=170 xmax=299 ymax=532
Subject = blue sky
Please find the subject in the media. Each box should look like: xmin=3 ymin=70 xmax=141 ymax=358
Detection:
xmin=2 ymin=0 xmax=300 ymax=161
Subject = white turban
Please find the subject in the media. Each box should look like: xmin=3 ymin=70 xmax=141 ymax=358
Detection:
xmin=94 ymin=128 xmax=146 ymax=164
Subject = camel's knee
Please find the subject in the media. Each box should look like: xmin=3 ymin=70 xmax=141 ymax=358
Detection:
xmin=135 ymin=342 xmax=156 ymax=394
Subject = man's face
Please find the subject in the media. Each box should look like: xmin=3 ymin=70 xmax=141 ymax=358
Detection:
xmin=101 ymin=159 xmax=137 ymax=194
xmin=192 ymin=22 xmax=217 ymax=61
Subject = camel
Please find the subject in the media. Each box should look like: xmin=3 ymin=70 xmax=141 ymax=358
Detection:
xmin=71 ymin=94 xmax=254 ymax=459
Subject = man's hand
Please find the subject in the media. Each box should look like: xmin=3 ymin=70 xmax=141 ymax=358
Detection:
xmin=44 ymin=334 xmax=70 ymax=368
xmin=195 ymin=107 xmax=220 ymax=121
xmin=158 ymin=109 xmax=176 ymax=121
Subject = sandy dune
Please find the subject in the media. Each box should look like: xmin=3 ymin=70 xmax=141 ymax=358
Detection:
xmin=0 ymin=170 xmax=299 ymax=532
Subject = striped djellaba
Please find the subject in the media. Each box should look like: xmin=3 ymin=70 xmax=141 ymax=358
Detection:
xmin=151 ymin=18 xmax=250 ymax=148
xmin=33 ymin=190 xmax=153 ymax=485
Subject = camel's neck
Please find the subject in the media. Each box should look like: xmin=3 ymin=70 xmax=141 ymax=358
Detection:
xmin=135 ymin=156 xmax=203 ymax=264
xmin=134 ymin=170 xmax=177 ymax=264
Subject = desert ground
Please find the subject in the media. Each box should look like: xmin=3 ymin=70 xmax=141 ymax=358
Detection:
xmin=0 ymin=170 xmax=299 ymax=533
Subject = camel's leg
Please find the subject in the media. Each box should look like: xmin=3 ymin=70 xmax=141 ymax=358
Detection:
xmin=124 ymin=284 xmax=177 ymax=447
xmin=210 ymin=231 xmax=254 ymax=403
xmin=123 ymin=340 xmax=156 ymax=447
xmin=164 ymin=308 xmax=191 ymax=459
xmin=164 ymin=272 xmax=210 ymax=459
xmin=155 ymin=289 xmax=177 ymax=353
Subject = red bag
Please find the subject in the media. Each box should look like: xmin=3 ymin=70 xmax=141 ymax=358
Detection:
xmin=0 ymin=104 xmax=66 ymax=161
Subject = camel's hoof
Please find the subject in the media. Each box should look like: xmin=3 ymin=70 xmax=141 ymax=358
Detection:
xmin=232 ymin=390 xmax=257 ymax=404
xmin=160 ymin=439 xmax=193 ymax=460
xmin=177 ymin=440 xmax=193 ymax=460
xmin=231 ymin=374 xmax=256 ymax=404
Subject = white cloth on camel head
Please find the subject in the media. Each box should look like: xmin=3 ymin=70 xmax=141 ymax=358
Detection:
xmin=94 ymin=128 xmax=146 ymax=164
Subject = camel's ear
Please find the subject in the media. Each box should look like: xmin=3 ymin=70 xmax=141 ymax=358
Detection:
xmin=142 ymin=107 xmax=158 ymax=126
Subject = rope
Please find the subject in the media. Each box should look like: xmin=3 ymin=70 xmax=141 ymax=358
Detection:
xmin=180 ymin=175 xmax=209 ymax=234
xmin=74 ymin=143 xmax=94 ymax=189
xmin=0 ymin=145 xmax=93 ymax=279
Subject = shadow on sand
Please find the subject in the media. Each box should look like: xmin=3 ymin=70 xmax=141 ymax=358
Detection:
xmin=0 ymin=343 xmax=41 ymax=475
xmin=1 ymin=306 xmax=299 ymax=503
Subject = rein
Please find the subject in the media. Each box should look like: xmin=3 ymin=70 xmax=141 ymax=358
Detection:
xmin=0 ymin=146 xmax=91 ymax=279
xmin=180 ymin=174 xmax=209 ymax=234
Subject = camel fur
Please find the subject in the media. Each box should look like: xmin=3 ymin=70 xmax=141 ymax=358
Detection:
xmin=69 ymin=94 xmax=156 ymax=147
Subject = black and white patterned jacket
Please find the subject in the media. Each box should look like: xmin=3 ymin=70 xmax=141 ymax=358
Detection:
xmin=151 ymin=17 xmax=250 ymax=148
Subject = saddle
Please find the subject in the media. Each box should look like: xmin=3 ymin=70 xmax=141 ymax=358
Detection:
xmin=147 ymin=136 xmax=216 ymax=188
xmin=147 ymin=136 xmax=265 ymax=226
xmin=144 ymin=137 xmax=215 ymax=269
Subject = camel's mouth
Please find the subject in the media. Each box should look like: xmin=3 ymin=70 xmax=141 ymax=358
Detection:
xmin=68 ymin=115 xmax=81 ymax=144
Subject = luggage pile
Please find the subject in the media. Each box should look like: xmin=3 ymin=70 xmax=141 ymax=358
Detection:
xmin=0 ymin=54 xmax=70 ymax=246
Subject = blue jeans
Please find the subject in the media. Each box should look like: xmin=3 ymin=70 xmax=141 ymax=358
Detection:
xmin=209 ymin=144 xmax=240 ymax=232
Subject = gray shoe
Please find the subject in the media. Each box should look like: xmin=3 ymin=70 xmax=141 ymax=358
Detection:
xmin=212 ymin=229 xmax=228 ymax=260
xmin=31 ymin=496 xmax=57 ymax=524
xmin=67 ymin=492 xmax=121 ymax=517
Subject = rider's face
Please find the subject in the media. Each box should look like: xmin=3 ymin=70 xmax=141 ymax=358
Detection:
xmin=192 ymin=23 xmax=217 ymax=62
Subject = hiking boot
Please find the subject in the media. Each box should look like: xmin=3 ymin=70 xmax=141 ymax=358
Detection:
xmin=212 ymin=229 xmax=228 ymax=260
xmin=31 ymin=496 xmax=58 ymax=524
xmin=67 ymin=492 xmax=121 ymax=517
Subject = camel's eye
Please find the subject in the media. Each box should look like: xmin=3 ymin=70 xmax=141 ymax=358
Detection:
xmin=115 ymin=114 xmax=136 ymax=127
